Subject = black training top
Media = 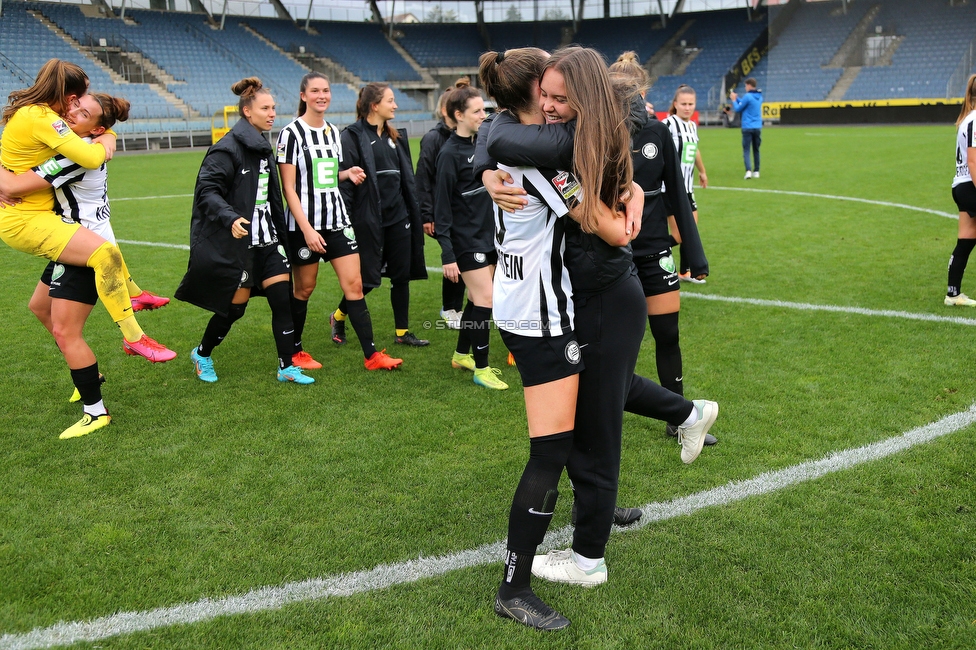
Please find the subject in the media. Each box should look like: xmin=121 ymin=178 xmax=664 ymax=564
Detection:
xmin=433 ymin=132 xmax=494 ymax=264
xmin=416 ymin=121 xmax=452 ymax=225
xmin=365 ymin=120 xmax=409 ymax=227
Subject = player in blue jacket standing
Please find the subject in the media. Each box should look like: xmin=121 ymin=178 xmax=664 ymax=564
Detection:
xmin=730 ymin=77 xmax=763 ymax=179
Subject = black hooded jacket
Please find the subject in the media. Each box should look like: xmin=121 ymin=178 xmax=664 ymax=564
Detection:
xmin=338 ymin=119 xmax=427 ymax=287
xmin=416 ymin=120 xmax=452 ymax=226
xmin=175 ymin=118 xmax=289 ymax=316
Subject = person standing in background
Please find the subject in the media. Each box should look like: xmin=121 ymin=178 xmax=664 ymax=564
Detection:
xmin=730 ymin=77 xmax=763 ymax=180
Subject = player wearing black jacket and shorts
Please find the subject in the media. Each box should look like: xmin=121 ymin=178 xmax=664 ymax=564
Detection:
xmin=277 ymin=72 xmax=401 ymax=371
xmin=946 ymin=74 xmax=976 ymax=306
xmin=434 ymin=82 xmax=507 ymax=390
xmin=417 ymin=82 xmax=467 ymax=328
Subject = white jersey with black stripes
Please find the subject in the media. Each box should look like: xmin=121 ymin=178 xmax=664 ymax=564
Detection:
xmin=663 ymin=114 xmax=699 ymax=195
xmin=954 ymin=109 xmax=976 ymax=188
xmin=276 ymin=117 xmax=349 ymax=231
xmin=33 ymin=136 xmax=115 ymax=243
xmin=492 ymin=164 xmax=575 ymax=338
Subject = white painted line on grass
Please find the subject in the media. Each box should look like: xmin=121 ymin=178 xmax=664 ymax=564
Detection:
xmin=4 ymin=404 xmax=975 ymax=650
xmin=112 ymin=194 xmax=192 ymax=202
xmin=682 ymin=292 xmax=976 ymax=326
xmin=117 ymin=239 xmax=189 ymax=251
xmin=708 ymin=186 xmax=958 ymax=219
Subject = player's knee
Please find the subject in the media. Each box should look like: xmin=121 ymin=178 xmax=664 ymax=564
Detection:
xmin=293 ymin=283 xmax=315 ymax=301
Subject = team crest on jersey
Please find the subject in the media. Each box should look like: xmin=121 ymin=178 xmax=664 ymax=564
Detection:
xmin=298 ymin=247 xmax=312 ymax=260
xmin=241 ymin=271 xmax=249 ymax=283
xmin=564 ymin=340 xmax=581 ymax=365
xmin=51 ymin=120 xmax=71 ymax=137
xmin=388 ymin=138 xmax=397 ymax=149
xmin=343 ymin=227 xmax=356 ymax=242
xmin=474 ymin=252 xmax=486 ymax=263
xmin=52 ymin=264 xmax=65 ymax=281
xmin=552 ymin=171 xmax=581 ymax=202
xmin=659 ymin=254 xmax=676 ymax=274
xmin=641 ymin=143 xmax=659 ymax=159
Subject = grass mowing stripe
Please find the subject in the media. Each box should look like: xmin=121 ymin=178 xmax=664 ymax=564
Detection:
xmin=4 ymin=404 xmax=973 ymax=650
xmin=707 ymin=185 xmax=958 ymax=219
xmin=682 ymin=292 xmax=976 ymax=326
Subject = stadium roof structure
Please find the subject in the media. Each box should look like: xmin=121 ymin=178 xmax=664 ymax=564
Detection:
xmin=11 ymin=0 xmax=768 ymax=26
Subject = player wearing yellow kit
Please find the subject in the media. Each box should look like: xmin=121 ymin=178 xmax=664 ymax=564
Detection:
xmin=0 ymin=59 xmax=174 ymax=363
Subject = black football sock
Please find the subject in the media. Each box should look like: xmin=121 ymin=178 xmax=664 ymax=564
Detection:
xmin=648 ymin=312 xmax=683 ymax=396
xmin=455 ymin=301 xmax=475 ymax=355
xmin=265 ymin=281 xmax=296 ymax=370
xmin=199 ymin=302 xmax=246 ymax=357
xmin=391 ymin=283 xmax=410 ymax=331
xmin=947 ymin=238 xmax=976 ymax=297
xmin=345 ymin=297 xmax=377 ymax=359
xmin=471 ymin=305 xmax=492 ymax=369
xmin=290 ymin=295 xmax=309 ymax=354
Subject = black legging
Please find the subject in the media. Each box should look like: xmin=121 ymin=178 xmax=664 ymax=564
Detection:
xmin=566 ymin=274 xmax=647 ymax=559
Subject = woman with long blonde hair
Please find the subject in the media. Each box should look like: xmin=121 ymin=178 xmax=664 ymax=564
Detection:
xmin=945 ymin=74 xmax=976 ymax=306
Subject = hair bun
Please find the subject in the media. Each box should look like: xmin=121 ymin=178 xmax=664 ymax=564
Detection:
xmin=616 ymin=51 xmax=639 ymax=64
xmin=231 ymin=77 xmax=263 ymax=97
xmin=454 ymin=76 xmax=471 ymax=89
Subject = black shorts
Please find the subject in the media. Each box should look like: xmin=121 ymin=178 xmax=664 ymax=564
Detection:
xmin=456 ymin=249 xmax=497 ymax=273
xmin=687 ymin=192 xmax=698 ymax=212
xmin=634 ymin=249 xmax=680 ymax=297
xmin=288 ymin=226 xmax=359 ymax=265
xmin=40 ymin=261 xmax=98 ymax=305
xmin=500 ymin=329 xmax=584 ymax=388
xmin=953 ymin=182 xmax=976 ymax=218
xmin=241 ymin=242 xmax=291 ymax=289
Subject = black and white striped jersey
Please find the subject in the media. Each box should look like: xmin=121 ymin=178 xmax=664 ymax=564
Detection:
xmin=954 ymin=109 xmax=976 ymax=188
xmin=249 ymin=157 xmax=277 ymax=247
xmin=33 ymin=138 xmax=116 ymax=243
xmin=276 ymin=117 xmax=349 ymax=231
xmin=663 ymin=115 xmax=699 ymax=194
xmin=493 ymin=164 xmax=574 ymax=338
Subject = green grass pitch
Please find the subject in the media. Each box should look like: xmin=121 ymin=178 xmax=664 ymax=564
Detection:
xmin=1 ymin=125 xmax=975 ymax=648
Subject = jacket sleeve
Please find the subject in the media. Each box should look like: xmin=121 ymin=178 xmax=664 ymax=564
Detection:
xmin=31 ymin=113 xmax=106 ymax=169
xmin=415 ymin=131 xmax=440 ymax=224
xmin=433 ymin=147 xmax=458 ymax=264
xmin=473 ymin=113 xmax=498 ymax=178
xmin=194 ymin=148 xmax=241 ymax=230
xmin=486 ymin=115 xmax=575 ymax=170
xmin=338 ymin=129 xmax=360 ymax=214
xmin=731 ymin=96 xmax=746 ymax=113
xmin=660 ymin=129 xmax=708 ymax=277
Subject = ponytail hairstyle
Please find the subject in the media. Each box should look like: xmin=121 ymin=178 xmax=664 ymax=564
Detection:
xmin=297 ymin=71 xmax=329 ymax=117
xmin=543 ymin=46 xmax=633 ymax=236
xmin=436 ymin=76 xmax=470 ymax=126
xmin=478 ymin=48 xmax=548 ymax=120
xmin=608 ymin=51 xmax=649 ymax=94
xmin=958 ymin=74 xmax=976 ymax=128
xmin=444 ymin=78 xmax=482 ymax=124
xmin=90 ymin=93 xmax=130 ymax=131
xmin=3 ymin=58 xmax=89 ymax=124
xmin=231 ymin=76 xmax=270 ymax=114
xmin=668 ymin=84 xmax=696 ymax=116
xmin=356 ymin=82 xmax=398 ymax=142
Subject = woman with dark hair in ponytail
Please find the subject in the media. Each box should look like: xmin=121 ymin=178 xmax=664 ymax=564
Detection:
xmin=417 ymin=79 xmax=468 ymax=329
xmin=176 ymin=78 xmax=314 ymax=385
xmin=332 ymin=83 xmax=429 ymax=349
xmin=1 ymin=92 xmax=167 ymax=438
xmin=277 ymin=72 xmax=401 ymax=371
xmin=432 ymin=81 xmax=508 ymax=389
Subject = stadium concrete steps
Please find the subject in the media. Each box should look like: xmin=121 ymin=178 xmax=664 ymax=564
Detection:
xmin=28 ymin=9 xmax=128 ymax=86
xmin=384 ymin=34 xmax=438 ymax=88
xmin=647 ymin=19 xmax=695 ymax=86
xmin=239 ymin=23 xmax=311 ymax=74
xmin=827 ymin=3 xmax=881 ymax=68
xmin=827 ymin=65 xmax=862 ymax=100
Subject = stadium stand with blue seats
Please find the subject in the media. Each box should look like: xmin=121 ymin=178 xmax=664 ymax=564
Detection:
xmin=574 ymin=14 xmax=686 ymax=65
xmin=763 ymin=0 xmax=873 ymax=102
xmin=649 ymin=10 xmax=766 ymax=110
xmin=484 ymin=21 xmax=565 ymax=55
xmin=396 ymin=23 xmax=485 ymax=69
xmin=842 ymin=0 xmax=976 ymax=100
xmin=0 ymin=2 xmax=174 ymax=119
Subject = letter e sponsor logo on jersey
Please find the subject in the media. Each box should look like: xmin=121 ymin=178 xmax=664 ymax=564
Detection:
xmin=552 ymin=171 xmax=581 ymax=203
xmin=51 ymin=120 xmax=71 ymax=137
xmin=38 ymin=157 xmax=63 ymax=177
xmin=565 ymin=340 xmax=581 ymax=365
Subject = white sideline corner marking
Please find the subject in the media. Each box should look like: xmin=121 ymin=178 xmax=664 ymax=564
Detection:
xmin=3 ymin=405 xmax=975 ymax=650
